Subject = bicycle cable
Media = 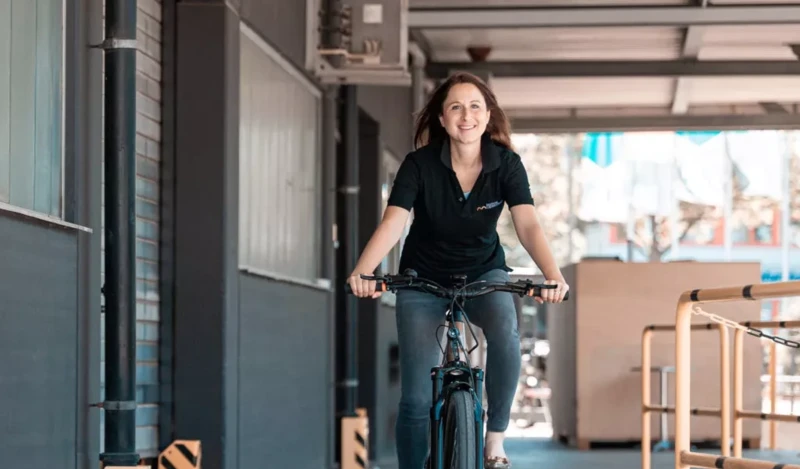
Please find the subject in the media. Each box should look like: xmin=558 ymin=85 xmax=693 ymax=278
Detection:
xmin=692 ymin=306 xmax=800 ymax=349
xmin=453 ymin=280 xmax=488 ymax=355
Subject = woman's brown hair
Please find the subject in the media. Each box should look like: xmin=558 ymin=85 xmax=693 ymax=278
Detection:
xmin=413 ymin=71 xmax=513 ymax=150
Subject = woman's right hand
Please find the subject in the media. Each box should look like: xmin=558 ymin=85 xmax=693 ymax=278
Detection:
xmin=347 ymin=272 xmax=382 ymax=299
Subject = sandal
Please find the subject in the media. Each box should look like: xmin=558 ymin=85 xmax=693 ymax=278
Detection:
xmin=484 ymin=456 xmax=511 ymax=469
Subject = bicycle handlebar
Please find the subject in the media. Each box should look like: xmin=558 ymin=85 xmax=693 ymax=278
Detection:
xmin=344 ymin=270 xmax=569 ymax=301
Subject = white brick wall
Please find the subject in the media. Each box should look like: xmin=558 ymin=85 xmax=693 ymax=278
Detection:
xmin=134 ymin=0 xmax=162 ymax=458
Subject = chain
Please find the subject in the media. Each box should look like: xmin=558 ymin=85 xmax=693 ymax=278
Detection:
xmin=692 ymin=306 xmax=800 ymax=349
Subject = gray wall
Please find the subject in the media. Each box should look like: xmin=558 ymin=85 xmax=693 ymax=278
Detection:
xmin=0 ymin=0 xmax=103 ymax=466
xmin=171 ymin=2 xmax=333 ymax=468
xmin=239 ymin=0 xmax=307 ymax=70
xmin=238 ymin=274 xmax=331 ymax=468
xmin=0 ymin=216 xmax=79 ymax=467
xmin=354 ymin=86 xmax=415 ymax=463
xmin=234 ymin=1 xmax=332 ymax=465
xmin=172 ymin=4 xmax=241 ymax=469
xmin=356 ymin=107 xmax=404 ymax=464
xmin=373 ymin=304 xmax=401 ymax=463
xmin=358 ymin=85 xmax=414 ymax=159
xmin=168 ymin=2 xmax=413 ymax=468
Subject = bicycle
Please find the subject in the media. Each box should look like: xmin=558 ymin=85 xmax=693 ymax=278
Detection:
xmin=345 ymin=269 xmax=569 ymax=469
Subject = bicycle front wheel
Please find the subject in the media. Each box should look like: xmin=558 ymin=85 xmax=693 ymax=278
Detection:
xmin=443 ymin=389 xmax=477 ymax=469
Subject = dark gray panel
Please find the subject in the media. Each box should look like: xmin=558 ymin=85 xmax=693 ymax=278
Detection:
xmin=158 ymin=0 xmax=177 ymax=452
xmin=356 ymin=109 xmax=400 ymax=463
xmin=240 ymin=0 xmax=307 ymax=71
xmin=63 ymin=0 xmax=103 ymax=467
xmin=173 ymin=3 xmax=240 ymax=469
xmin=357 ymin=85 xmax=413 ymax=160
xmin=238 ymin=274 xmax=331 ymax=469
xmin=0 ymin=215 xmax=78 ymax=467
xmin=376 ymin=303 xmax=400 ymax=464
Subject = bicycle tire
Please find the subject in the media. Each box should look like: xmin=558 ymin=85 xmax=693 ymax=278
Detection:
xmin=442 ymin=389 xmax=477 ymax=469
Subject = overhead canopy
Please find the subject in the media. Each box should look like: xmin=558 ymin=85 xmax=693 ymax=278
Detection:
xmin=408 ymin=0 xmax=800 ymax=132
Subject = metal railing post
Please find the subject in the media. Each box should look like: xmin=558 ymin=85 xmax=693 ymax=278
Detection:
xmin=673 ymin=281 xmax=800 ymax=469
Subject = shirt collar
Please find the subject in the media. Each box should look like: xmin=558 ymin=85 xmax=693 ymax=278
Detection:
xmin=439 ymin=133 xmax=504 ymax=173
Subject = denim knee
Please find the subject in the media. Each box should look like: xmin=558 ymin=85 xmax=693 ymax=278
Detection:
xmin=398 ymin=393 xmax=430 ymax=422
xmin=466 ymin=269 xmax=519 ymax=336
xmin=395 ymin=289 xmax=448 ymax=418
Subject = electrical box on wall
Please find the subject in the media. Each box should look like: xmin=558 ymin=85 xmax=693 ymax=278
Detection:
xmin=314 ymin=0 xmax=411 ymax=86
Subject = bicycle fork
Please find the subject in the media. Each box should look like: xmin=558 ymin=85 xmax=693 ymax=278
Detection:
xmin=428 ymin=305 xmax=486 ymax=469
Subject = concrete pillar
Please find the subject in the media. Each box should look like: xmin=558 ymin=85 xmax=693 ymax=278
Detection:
xmin=172 ymin=3 xmax=241 ymax=469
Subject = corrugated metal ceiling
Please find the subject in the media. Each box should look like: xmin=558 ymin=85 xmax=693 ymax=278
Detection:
xmin=410 ymin=1 xmax=800 ymax=123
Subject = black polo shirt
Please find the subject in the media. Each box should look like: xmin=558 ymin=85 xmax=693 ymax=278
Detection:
xmin=387 ymin=135 xmax=534 ymax=286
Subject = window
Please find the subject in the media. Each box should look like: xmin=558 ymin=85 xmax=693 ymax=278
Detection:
xmin=0 ymin=0 xmax=65 ymax=217
xmin=380 ymin=149 xmax=411 ymax=306
xmin=238 ymin=24 xmax=322 ymax=284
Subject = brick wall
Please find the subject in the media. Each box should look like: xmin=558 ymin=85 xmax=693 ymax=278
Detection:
xmin=133 ymin=0 xmax=162 ymax=458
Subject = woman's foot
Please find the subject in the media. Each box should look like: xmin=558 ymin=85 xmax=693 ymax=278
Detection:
xmin=484 ymin=431 xmax=510 ymax=468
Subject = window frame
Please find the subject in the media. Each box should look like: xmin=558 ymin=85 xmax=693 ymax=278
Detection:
xmin=237 ymin=21 xmax=326 ymax=290
xmin=0 ymin=0 xmax=68 ymax=222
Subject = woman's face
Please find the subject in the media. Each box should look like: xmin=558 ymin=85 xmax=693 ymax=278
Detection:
xmin=439 ymin=83 xmax=491 ymax=145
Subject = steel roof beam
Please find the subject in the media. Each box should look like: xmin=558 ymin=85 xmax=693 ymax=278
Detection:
xmin=671 ymin=0 xmax=709 ymax=114
xmin=427 ymin=60 xmax=800 ymax=79
xmin=511 ymin=113 xmax=800 ymax=133
xmin=671 ymin=25 xmax=706 ymax=114
xmin=409 ymin=5 xmax=800 ymax=29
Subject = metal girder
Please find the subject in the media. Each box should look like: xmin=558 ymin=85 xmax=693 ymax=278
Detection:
xmin=511 ymin=113 xmax=800 ymax=133
xmin=408 ymin=5 xmax=800 ymax=29
xmin=759 ymin=102 xmax=790 ymax=114
xmin=671 ymin=14 xmax=707 ymax=114
xmin=427 ymin=60 xmax=800 ymax=79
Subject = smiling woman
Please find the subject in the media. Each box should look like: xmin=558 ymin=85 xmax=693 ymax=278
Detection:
xmin=345 ymin=71 xmax=569 ymax=469
xmin=414 ymin=72 xmax=512 ymax=151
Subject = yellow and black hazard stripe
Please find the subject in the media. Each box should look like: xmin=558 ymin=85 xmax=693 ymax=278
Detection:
xmin=159 ymin=440 xmax=202 ymax=469
xmin=355 ymin=425 xmax=367 ymax=468
xmin=341 ymin=409 xmax=369 ymax=469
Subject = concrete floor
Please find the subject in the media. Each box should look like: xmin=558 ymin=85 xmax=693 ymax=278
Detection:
xmin=375 ymin=437 xmax=800 ymax=469
xmin=504 ymin=439 xmax=800 ymax=469
xmin=375 ymin=396 xmax=800 ymax=468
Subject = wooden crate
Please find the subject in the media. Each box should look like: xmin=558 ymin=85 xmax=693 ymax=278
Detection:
xmin=547 ymin=260 xmax=763 ymax=449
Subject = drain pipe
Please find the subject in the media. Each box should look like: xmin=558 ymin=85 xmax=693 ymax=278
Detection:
xmin=341 ymin=84 xmax=359 ymax=416
xmin=321 ymin=1 xmax=344 ymax=467
xmin=100 ymin=0 xmax=138 ymax=465
xmin=336 ymin=84 xmax=360 ymax=418
xmin=335 ymin=83 xmax=362 ymax=469
xmin=322 ymin=84 xmax=339 ymax=469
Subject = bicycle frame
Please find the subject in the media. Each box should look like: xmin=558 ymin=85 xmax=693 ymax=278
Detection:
xmin=429 ymin=298 xmax=485 ymax=469
xmin=345 ymin=269 xmax=565 ymax=469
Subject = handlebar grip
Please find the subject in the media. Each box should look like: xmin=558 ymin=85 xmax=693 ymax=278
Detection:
xmin=344 ymin=280 xmax=387 ymax=294
xmin=528 ymin=287 xmax=570 ymax=301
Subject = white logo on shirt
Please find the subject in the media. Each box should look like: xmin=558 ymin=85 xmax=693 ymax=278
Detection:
xmin=477 ymin=200 xmax=503 ymax=211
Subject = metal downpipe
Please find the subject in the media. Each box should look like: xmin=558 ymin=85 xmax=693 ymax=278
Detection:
xmin=336 ymin=84 xmax=360 ymax=417
xmin=100 ymin=0 xmax=138 ymax=465
xmin=322 ymin=84 xmax=339 ymax=469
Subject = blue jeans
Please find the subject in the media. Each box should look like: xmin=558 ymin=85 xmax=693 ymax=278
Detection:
xmin=394 ymin=268 xmax=521 ymax=469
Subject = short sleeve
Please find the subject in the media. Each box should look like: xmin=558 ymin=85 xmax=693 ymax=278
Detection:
xmin=503 ymin=153 xmax=534 ymax=207
xmin=387 ymin=155 xmax=421 ymax=210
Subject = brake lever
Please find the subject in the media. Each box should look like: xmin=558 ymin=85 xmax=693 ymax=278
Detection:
xmin=359 ymin=274 xmax=383 ymax=281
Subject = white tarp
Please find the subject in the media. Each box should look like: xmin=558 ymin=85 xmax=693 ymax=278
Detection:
xmin=577 ymin=130 xmax=788 ymax=223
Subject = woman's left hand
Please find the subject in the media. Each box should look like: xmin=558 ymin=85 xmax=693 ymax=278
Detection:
xmin=536 ymin=279 xmax=569 ymax=304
